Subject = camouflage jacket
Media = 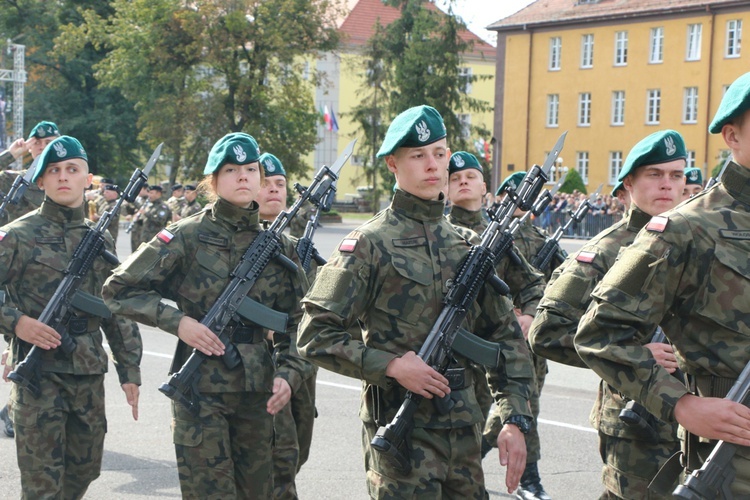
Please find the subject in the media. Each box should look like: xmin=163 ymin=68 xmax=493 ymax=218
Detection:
xmin=446 ymin=205 xmax=546 ymax=316
xmin=140 ymin=197 xmax=172 ymax=242
xmin=0 ymin=169 xmax=45 ymax=224
xmin=0 ymin=199 xmax=142 ymax=385
xmin=180 ymin=200 xmax=203 ymax=219
xmin=103 ymin=197 xmax=120 ymax=243
xmin=512 ymin=219 xmax=562 ymax=281
xmin=288 ymin=200 xmax=315 ymax=238
xmin=298 ymin=189 xmax=533 ymax=429
xmin=103 ymin=198 xmax=311 ymax=394
xmin=167 ymin=195 xmax=186 ymax=216
xmin=576 ymin=161 xmax=750 ymax=426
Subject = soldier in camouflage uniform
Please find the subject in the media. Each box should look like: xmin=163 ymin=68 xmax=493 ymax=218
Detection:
xmin=576 ymin=71 xmax=750 ymax=497
xmin=1 ymin=135 xmax=141 ymax=499
xmin=99 ymin=184 xmax=121 ymax=244
xmin=123 ymin=185 xmax=149 ymax=252
xmin=178 ymin=184 xmax=202 ymax=220
xmin=167 ymin=183 xmax=186 ymax=222
xmin=257 ymin=151 xmax=318 ymax=500
xmin=682 ymin=166 xmax=703 ymax=201
xmin=137 ymin=184 xmax=172 ymax=245
xmin=103 ymin=132 xmax=310 ymax=499
xmin=447 ymin=157 xmax=550 ymax=500
xmin=531 ymin=130 xmax=688 ymax=499
xmin=298 ymin=105 xmax=535 ymax=498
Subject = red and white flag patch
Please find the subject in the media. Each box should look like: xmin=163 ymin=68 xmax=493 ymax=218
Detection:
xmin=576 ymin=251 xmax=596 ymax=264
xmin=338 ymin=238 xmax=358 ymax=253
xmin=646 ymin=216 xmax=669 ymax=233
xmin=0 ymin=230 xmax=6 ymax=242
xmin=157 ymin=229 xmax=175 ymax=244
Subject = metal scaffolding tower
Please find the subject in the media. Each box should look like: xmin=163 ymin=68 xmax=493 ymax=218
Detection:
xmin=0 ymin=41 xmax=26 ymax=145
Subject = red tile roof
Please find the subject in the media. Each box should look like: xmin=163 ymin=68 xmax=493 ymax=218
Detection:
xmin=339 ymin=0 xmax=495 ymax=58
xmin=489 ymin=0 xmax=748 ymax=31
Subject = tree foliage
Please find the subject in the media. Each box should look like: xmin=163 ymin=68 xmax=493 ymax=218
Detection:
xmin=559 ymin=167 xmax=587 ymax=194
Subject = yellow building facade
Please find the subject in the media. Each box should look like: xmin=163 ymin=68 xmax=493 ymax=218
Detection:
xmin=491 ymin=1 xmax=750 ymax=192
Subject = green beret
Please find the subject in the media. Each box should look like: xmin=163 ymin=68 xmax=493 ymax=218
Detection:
xmin=33 ymin=136 xmax=87 ymax=182
xmin=709 ymin=72 xmax=750 ymax=134
xmin=618 ymin=130 xmax=687 ymax=181
xmin=259 ymin=152 xmax=286 ymax=177
xmin=684 ymin=167 xmax=703 ymax=186
xmin=204 ymin=132 xmax=261 ymax=175
xmin=612 ymin=180 xmax=625 ymax=196
xmin=496 ymin=171 xmax=526 ymax=196
xmin=449 ymin=151 xmax=483 ymax=175
xmin=28 ymin=121 xmax=61 ymax=140
xmin=376 ymin=105 xmax=446 ymax=157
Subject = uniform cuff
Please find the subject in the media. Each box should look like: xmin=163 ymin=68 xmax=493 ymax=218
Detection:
xmin=115 ymin=365 xmax=142 ymax=386
xmin=363 ymin=348 xmax=399 ymax=387
xmin=156 ymin=304 xmax=184 ymax=336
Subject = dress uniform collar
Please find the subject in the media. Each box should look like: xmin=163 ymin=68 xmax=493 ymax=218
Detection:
xmin=721 ymin=161 xmax=750 ymax=206
xmin=212 ymin=197 xmax=260 ymax=230
xmin=449 ymin=204 xmax=482 ymax=227
xmin=40 ymin=197 xmax=86 ymax=224
xmin=391 ymin=189 xmax=445 ymax=222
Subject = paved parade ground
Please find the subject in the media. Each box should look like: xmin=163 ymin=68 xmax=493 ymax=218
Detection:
xmin=0 ymin=219 xmax=607 ymax=499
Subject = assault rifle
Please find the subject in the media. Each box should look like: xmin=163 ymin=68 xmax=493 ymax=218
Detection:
xmin=0 ymin=156 xmax=40 ymax=219
xmin=531 ymin=184 xmax=602 ymax=273
xmin=9 ymin=144 xmax=162 ymax=397
xmin=672 ymin=359 xmax=750 ymax=499
xmin=370 ymin=132 xmax=566 ymax=475
xmin=293 ymin=184 xmax=332 ymax=273
xmin=159 ymin=138 xmax=357 ymax=416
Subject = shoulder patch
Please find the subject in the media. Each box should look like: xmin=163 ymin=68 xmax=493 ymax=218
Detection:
xmin=338 ymin=238 xmax=358 ymax=253
xmin=157 ymin=229 xmax=175 ymax=244
xmin=198 ymin=233 xmax=228 ymax=247
xmin=646 ymin=216 xmax=669 ymax=233
xmin=576 ymin=251 xmax=597 ymax=264
xmin=392 ymin=237 xmax=427 ymax=248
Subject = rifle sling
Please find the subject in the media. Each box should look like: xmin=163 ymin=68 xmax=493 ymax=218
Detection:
xmin=648 ymin=451 xmax=683 ymax=495
xmin=236 ymin=296 xmax=288 ymax=333
xmin=452 ymin=327 xmax=501 ymax=368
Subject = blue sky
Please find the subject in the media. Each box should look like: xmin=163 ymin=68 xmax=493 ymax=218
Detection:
xmin=439 ymin=0 xmax=535 ymax=45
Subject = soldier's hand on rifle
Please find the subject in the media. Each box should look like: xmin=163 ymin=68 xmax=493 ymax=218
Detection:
xmin=266 ymin=377 xmax=291 ymax=415
xmin=675 ymin=393 xmax=750 ymax=446
xmin=177 ymin=316 xmax=225 ymax=357
xmin=385 ymin=351 xmax=450 ymax=399
xmin=122 ymin=382 xmax=139 ymax=421
xmin=644 ymin=342 xmax=678 ymax=374
xmin=498 ymin=423 xmax=527 ymax=493
xmin=15 ymin=315 xmax=61 ymax=350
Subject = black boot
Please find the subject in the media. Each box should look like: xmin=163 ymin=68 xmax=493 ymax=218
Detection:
xmin=516 ymin=462 xmax=551 ymax=500
xmin=0 ymin=404 xmax=13 ymax=438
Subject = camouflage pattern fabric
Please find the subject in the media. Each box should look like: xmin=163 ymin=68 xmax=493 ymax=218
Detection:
xmin=103 ymin=197 xmax=310 ymax=498
xmin=123 ymin=196 xmax=146 ymax=252
xmin=0 ymin=169 xmax=45 ymax=224
xmin=0 ymin=199 xmax=142 ymax=498
xmin=180 ymin=199 xmax=203 ymax=219
xmin=139 ymin=197 xmax=172 ymax=245
xmin=446 ymin=204 xmax=489 ymax=234
xmin=103 ymin=197 xmax=120 ymax=243
xmin=167 ymin=195 xmax=186 ymax=216
xmin=576 ymin=161 xmax=750 ymax=495
xmin=288 ymin=200 xmax=315 ymax=238
xmin=298 ymin=189 xmax=533 ymax=495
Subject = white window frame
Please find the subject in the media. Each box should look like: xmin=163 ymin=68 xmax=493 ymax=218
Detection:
xmin=726 ymin=20 xmax=742 ymax=58
xmin=687 ymin=150 xmax=697 ymax=169
xmin=683 ymin=87 xmax=699 ymax=124
xmin=576 ymin=151 xmax=589 ymax=183
xmin=614 ymin=31 xmax=628 ymax=66
xmin=609 ymin=151 xmax=623 ymax=185
xmin=549 ymin=37 xmax=562 ymax=70
xmin=611 ymin=91 xmax=625 ymax=126
xmin=458 ymin=67 xmax=472 ymax=94
xmin=646 ymin=89 xmax=661 ymax=125
xmin=650 ymin=27 xmax=664 ymax=63
xmin=581 ymin=34 xmax=594 ymax=68
xmin=578 ymin=92 xmax=591 ymax=127
xmin=686 ymin=24 xmax=702 ymax=61
xmin=546 ymin=94 xmax=559 ymax=127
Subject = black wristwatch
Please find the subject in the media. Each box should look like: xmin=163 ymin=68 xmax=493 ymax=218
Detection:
xmin=504 ymin=415 xmax=532 ymax=434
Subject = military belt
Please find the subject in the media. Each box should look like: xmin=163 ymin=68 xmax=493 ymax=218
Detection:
xmin=67 ymin=316 xmax=101 ymax=336
xmin=691 ymin=375 xmax=736 ymax=399
xmin=230 ymin=326 xmax=266 ymax=344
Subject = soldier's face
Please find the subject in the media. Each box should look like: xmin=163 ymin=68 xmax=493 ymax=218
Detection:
xmin=682 ymin=184 xmax=702 ymax=201
xmin=257 ymin=175 xmax=287 ymax=219
xmin=624 ymin=160 xmax=686 ymax=216
xmin=387 ymin=139 xmax=450 ymax=201
xmin=36 ymin=158 xmax=93 ymax=208
xmin=216 ymin=161 xmax=261 ymax=208
xmin=184 ymin=190 xmax=197 ymax=202
xmin=147 ymin=190 xmax=162 ymax=201
xmin=448 ymin=169 xmax=486 ymax=210
xmin=29 ymin=136 xmax=57 ymax=159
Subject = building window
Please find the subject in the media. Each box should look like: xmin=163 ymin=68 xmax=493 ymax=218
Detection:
xmin=687 ymin=150 xmax=696 ymax=169
xmin=549 ymin=37 xmax=562 ymax=70
xmin=458 ymin=67 xmax=472 ymax=94
xmin=581 ymin=34 xmax=594 ymax=68
xmin=609 ymin=151 xmax=623 ymax=185
xmin=578 ymin=92 xmax=591 ymax=127
xmin=726 ymin=20 xmax=742 ymax=58
xmin=687 ymin=24 xmax=702 ymax=61
xmin=683 ymin=87 xmax=699 ymax=123
xmin=547 ymin=94 xmax=559 ymax=127
xmin=576 ymin=151 xmax=589 ymax=183
xmin=457 ymin=113 xmax=471 ymax=139
xmin=614 ymin=31 xmax=628 ymax=66
xmin=611 ymin=91 xmax=625 ymax=126
xmin=646 ymin=89 xmax=661 ymax=124
xmin=650 ymin=27 xmax=664 ymax=63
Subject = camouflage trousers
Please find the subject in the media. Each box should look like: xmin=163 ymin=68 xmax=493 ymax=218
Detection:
xmin=481 ymin=348 xmax=547 ymax=462
xmin=172 ymin=391 xmax=273 ymax=500
xmin=129 ymin=223 xmax=142 ymax=253
xmin=362 ymin=422 xmax=487 ymax=499
xmin=11 ymin=372 xmax=106 ymax=500
xmin=272 ymin=369 xmax=317 ymax=500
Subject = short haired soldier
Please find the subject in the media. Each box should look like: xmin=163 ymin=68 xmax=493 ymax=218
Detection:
xmin=167 ymin=183 xmax=186 ymax=222
xmin=530 ymin=129 xmax=688 ymax=499
xmin=257 ymin=152 xmax=288 ymax=223
xmin=682 ymin=166 xmax=703 ymax=200
xmin=178 ymin=184 xmax=202 ymax=220
xmin=103 ymin=132 xmax=310 ymax=498
xmin=298 ymin=105 xmax=535 ymax=497
xmin=576 ymin=71 xmax=750 ymax=497
xmin=2 ymin=135 xmax=141 ymax=498
xmin=137 ymin=184 xmax=171 ymax=245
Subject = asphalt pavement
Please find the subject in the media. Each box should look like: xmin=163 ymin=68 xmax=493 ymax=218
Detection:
xmin=0 ymin=218 xmax=607 ymax=499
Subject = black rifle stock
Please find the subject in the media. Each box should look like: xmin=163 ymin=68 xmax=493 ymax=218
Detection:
xmin=159 ymin=139 xmax=357 ymax=416
xmin=8 ymin=144 xmax=162 ymax=397
xmin=370 ymin=133 xmax=566 ymax=475
xmin=294 ymin=183 xmax=333 ymax=273
xmin=0 ymin=157 xmax=40 ymax=219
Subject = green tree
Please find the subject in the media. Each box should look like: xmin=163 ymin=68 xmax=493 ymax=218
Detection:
xmin=559 ymin=168 xmax=587 ymax=194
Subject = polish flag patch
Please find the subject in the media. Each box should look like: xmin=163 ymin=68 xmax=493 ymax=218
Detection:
xmin=338 ymin=238 xmax=358 ymax=253
xmin=576 ymin=251 xmax=596 ymax=264
xmin=157 ymin=229 xmax=175 ymax=244
xmin=646 ymin=216 xmax=669 ymax=233
xmin=0 ymin=230 xmax=6 ymax=242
